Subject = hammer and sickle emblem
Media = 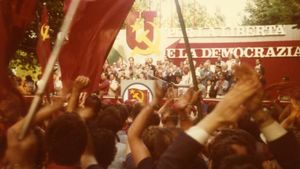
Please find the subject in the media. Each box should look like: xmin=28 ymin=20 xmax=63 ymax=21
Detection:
xmin=130 ymin=90 xmax=145 ymax=103
xmin=131 ymin=22 xmax=160 ymax=56
xmin=41 ymin=24 xmax=50 ymax=41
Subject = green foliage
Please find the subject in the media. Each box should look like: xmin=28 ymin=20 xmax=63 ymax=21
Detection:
xmin=132 ymin=0 xmax=151 ymax=11
xmin=131 ymin=0 xmax=225 ymax=28
xmin=9 ymin=50 xmax=41 ymax=80
xmin=243 ymin=0 xmax=300 ymax=27
xmin=173 ymin=2 xmax=225 ymax=28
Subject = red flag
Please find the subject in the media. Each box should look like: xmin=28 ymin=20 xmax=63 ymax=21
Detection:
xmin=36 ymin=5 xmax=51 ymax=71
xmin=36 ymin=5 xmax=54 ymax=93
xmin=59 ymin=0 xmax=134 ymax=92
xmin=0 ymin=0 xmax=37 ymax=87
xmin=0 ymin=0 xmax=37 ymax=126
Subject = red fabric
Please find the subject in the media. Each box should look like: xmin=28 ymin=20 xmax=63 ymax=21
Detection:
xmin=36 ymin=5 xmax=54 ymax=92
xmin=59 ymin=0 xmax=134 ymax=92
xmin=0 ymin=0 xmax=36 ymax=87
xmin=36 ymin=5 xmax=51 ymax=71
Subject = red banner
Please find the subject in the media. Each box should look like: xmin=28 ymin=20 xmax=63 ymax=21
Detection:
xmin=59 ymin=0 xmax=134 ymax=92
xmin=36 ymin=5 xmax=51 ymax=71
xmin=128 ymin=88 xmax=150 ymax=104
xmin=166 ymin=40 xmax=300 ymax=85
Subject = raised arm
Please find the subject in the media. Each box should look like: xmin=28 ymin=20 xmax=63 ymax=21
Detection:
xmin=251 ymin=106 xmax=300 ymax=169
xmin=156 ymin=64 xmax=261 ymax=169
xmin=5 ymin=96 xmax=66 ymax=169
xmin=127 ymin=81 xmax=164 ymax=167
xmin=66 ymin=76 xmax=89 ymax=113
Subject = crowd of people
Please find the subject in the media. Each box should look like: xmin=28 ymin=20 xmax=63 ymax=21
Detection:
xmin=99 ymin=56 xmax=266 ymax=98
xmin=11 ymin=56 xmax=266 ymax=100
xmin=1 ymin=64 xmax=299 ymax=169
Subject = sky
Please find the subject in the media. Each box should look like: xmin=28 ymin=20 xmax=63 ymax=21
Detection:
xmin=200 ymin=0 xmax=248 ymax=26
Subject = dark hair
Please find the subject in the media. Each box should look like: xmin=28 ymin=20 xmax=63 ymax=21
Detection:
xmin=149 ymin=113 xmax=160 ymax=126
xmin=84 ymin=95 xmax=101 ymax=113
xmin=114 ymin=104 xmax=129 ymax=126
xmin=0 ymin=129 xmax=6 ymax=160
xmin=45 ymin=113 xmax=87 ymax=165
xmin=130 ymin=102 xmax=143 ymax=120
xmin=218 ymin=155 xmax=263 ymax=169
xmin=208 ymin=129 xmax=257 ymax=169
xmin=142 ymin=126 xmax=175 ymax=161
xmin=91 ymin=106 xmax=123 ymax=134
xmin=90 ymin=128 xmax=117 ymax=169
xmin=161 ymin=108 xmax=178 ymax=127
xmin=25 ymin=75 xmax=32 ymax=81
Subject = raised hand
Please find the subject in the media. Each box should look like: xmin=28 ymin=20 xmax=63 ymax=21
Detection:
xmin=73 ymin=76 xmax=90 ymax=92
xmin=213 ymin=64 xmax=261 ymax=123
xmin=196 ymin=64 xmax=261 ymax=133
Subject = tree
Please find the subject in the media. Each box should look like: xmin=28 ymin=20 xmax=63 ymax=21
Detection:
xmin=131 ymin=0 xmax=225 ymax=28
xmin=243 ymin=0 xmax=300 ymax=28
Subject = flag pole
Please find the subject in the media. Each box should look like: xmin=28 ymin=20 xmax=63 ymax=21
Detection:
xmin=18 ymin=0 xmax=81 ymax=140
xmin=174 ymin=0 xmax=203 ymax=120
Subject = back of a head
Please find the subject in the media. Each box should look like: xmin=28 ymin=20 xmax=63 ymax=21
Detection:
xmin=84 ymin=94 xmax=101 ymax=113
xmin=45 ymin=113 xmax=87 ymax=165
xmin=114 ymin=104 xmax=129 ymax=126
xmin=130 ymin=102 xmax=143 ymax=120
xmin=142 ymin=126 xmax=175 ymax=161
xmin=92 ymin=106 xmax=123 ymax=134
xmin=208 ymin=129 xmax=257 ymax=169
xmin=161 ymin=108 xmax=178 ymax=127
xmin=217 ymin=155 xmax=263 ymax=169
xmin=90 ymin=128 xmax=116 ymax=169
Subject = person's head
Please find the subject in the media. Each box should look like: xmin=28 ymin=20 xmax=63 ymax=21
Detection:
xmin=45 ymin=113 xmax=87 ymax=165
xmin=204 ymin=62 xmax=210 ymax=69
xmin=217 ymin=155 xmax=263 ymax=169
xmin=101 ymin=72 xmax=108 ymax=80
xmin=161 ymin=108 xmax=178 ymax=128
xmin=114 ymin=104 xmax=129 ymax=127
xmin=0 ymin=89 xmax=25 ymax=128
xmin=218 ymin=73 xmax=225 ymax=80
xmin=84 ymin=95 xmax=101 ymax=113
xmin=89 ymin=128 xmax=117 ymax=168
xmin=215 ymin=65 xmax=222 ymax=73
xmin=175 ymin=73 xmax=182 ymax=83
xmin=255 ymin=59 xmax=260 ymax=65
xmin=183 ymin=66 xmax=190 ymax=74
xmin=92 ymin=106 xmax=123 ymax=134
xmin=130 ymin=102 xmax=143 ymax=120
xmin=142 ymin=126 xmax=175 ymax=161
xmin=208 ymin=129 xmax=257 ymax=169
xmin=207 ymin=79 xmax=212 ymax=85
xmin=109 ymin=73 xmax=116 ymax=81
xmin=25 ymin=75 xmax=33 ymax=82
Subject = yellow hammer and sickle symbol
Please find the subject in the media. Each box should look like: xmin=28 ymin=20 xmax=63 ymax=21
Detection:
xmin=131 ymin=90 xmax=145 ymax=103
xmin=131 ymin=22 xmax=160 ymax=56
xmin=41 ymin=24 xmax=50 ymax=41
